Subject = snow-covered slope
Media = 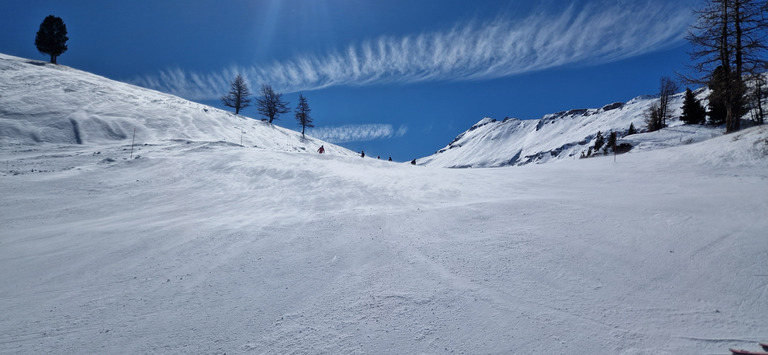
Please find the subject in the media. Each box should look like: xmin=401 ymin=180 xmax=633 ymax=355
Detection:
xmin=419 ymin=90 xmax=726 ymax=168
xmin=1 ymin=52 xmax=767 ymax=354
xmin=1 ymin=124 xmax=766 ymax=354
xmin=0 ymin=53 xmax=356 ymax=156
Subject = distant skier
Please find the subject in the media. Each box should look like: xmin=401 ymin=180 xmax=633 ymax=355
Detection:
xmin=388 ymin=157 xmax=392 ymax=161
xmin=411 ymin=159 xmax=416 ymax=165
xmin=317 ymin=145 xmax=325 ymax=154
xmin=360 ymin=150 xmax=365 ymax=158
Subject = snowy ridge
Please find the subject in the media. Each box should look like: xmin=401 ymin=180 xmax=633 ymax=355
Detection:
xmin=419 ymin=89 xmax=721 ymax=168
xmin=0 ymin=53 xmax=357 ymax=157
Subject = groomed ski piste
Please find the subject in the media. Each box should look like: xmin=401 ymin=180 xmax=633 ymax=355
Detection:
xmin=1 ymin=53 xmax=767 ymax=354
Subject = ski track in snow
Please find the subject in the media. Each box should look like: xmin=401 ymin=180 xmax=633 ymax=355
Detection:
xmin=1 ymin=133 xmax=767 ymax=354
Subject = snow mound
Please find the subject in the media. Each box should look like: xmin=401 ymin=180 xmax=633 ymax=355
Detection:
xmin=0 ymin=53 xmax=357 ymax=157
xmin=678 ymin=124 xmax=768 ymax=167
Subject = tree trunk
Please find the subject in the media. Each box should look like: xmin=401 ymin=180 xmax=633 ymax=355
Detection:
xmin=733 ymin=0 xmax=743 ymax=131
xmin=726 ymin=105 xmax=735 ymax=132
xmin=758 ymin=83 xmax=765 ymax=124
xmin=755 ymin=80 xmax=765 ymax=124
xmin=50 ymin=54 xmax=57 ymax=64
xmin=720 ymin=0 xmax=737 ymax=133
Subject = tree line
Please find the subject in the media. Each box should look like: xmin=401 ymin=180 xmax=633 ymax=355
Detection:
xmin=689 ymin=0 xmax=768 ymax=132
xmin=644 ymin=0 xmax=767 ymax=133
xmin=679 ymin=0 xmax=766 ymax=131
xmin=32 ymin=14 xmax=316 ymax=138
xmin=220 ymin=74 xmax=314 ymax=138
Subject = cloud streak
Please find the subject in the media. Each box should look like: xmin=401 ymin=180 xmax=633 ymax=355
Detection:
xmin=308 ymin=124 xmax=407 ymax=143
xmin=133 ymin=1 xmax=693 ymax=100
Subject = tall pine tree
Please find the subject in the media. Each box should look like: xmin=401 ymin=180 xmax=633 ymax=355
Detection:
xmin=680 ymin=88 xmax=707 ymax=124
xmin=707 ymin=66 xmax=731 ymax=124
xmin=221 ymin=74 xmax=251 ymax=115
xmin=594 ymin=131 xmax=605 ymax=151
xmin=294 ymin=94 xmax=313 ymax=138
xmin=35 ymin=15 xmax=68 ymax=64
xmin=627 ymin=122 xmax=638 ymax=135
xmin=607 ymin=131 xmax=617 ymax=150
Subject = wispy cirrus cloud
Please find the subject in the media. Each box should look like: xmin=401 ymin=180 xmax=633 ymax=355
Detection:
xmin=132 ymin=0 xmax=693 ymax=100
xmin=308 ymin=124 xmax=407 ymax=143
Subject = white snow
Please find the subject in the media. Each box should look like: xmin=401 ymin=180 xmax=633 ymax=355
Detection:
xmin=1 ymin=53 xmax=767 ymax=354
xmin=0 ymin=53 xmax=357 ymax=157
xmin=418 ymin=88 xmax=730 ymax=168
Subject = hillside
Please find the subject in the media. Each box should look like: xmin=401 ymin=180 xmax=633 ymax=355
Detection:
xmin=1 ymin=53 xmax=767 ymax=354
xmin=0 ymin=53 xmax=357 ymax=157
xmin=418 ymin=89 xmax=732 ymax=168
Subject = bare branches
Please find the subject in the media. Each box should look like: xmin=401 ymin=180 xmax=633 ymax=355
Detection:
xmin=256 ymin=84 xmax=290 ymax=124
xmin=659 ymin=76 xmax=680 ymax=127
xmin=221 ymin=74 xmax=251 ymax=115
xmin=645 ymin=76 xmax=679 ymax=132
xmin=686 ymin=0 xmax=768 ymax=132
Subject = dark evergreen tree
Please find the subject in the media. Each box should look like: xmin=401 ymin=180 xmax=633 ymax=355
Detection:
xmin=607 ymin=131 xmax=617 ymax=150
xmin=256 ymin=84 xmax=290 ymax=123
xmin=221 ymin=74 xmax=251 ymax=115
xmin=707 ymin=66 xmax=730 ymax=124
xmin=35 ymin=15 xmax=68 ymax=64
xmin=594 ymin=131 xmax=605 ymax=151
xmin=294 ymin=93 xmax=313 ymax=138
xmin=627 ymin=122 xmax=638 ymax=135
xmin=680 ymin=88 xmax=707 ymax=124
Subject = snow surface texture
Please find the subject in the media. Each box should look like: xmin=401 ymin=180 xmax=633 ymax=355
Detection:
xmin=1 ymin=53 xmax=768 ymax=354
xmin=419 ymin=90 xmax=734 ymax=168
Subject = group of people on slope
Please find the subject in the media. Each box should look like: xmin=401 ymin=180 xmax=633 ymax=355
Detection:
xmin=317 ymin=145 xmax=416 ymax=165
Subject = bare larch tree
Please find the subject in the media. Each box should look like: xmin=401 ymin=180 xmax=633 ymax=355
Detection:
xmin=256 ymin=84 xmax=290 ymax=123
xmin=294 ymin=93 xmax=314 ymax=138
xmin=221 ymin=74 xmax=251 ymax=115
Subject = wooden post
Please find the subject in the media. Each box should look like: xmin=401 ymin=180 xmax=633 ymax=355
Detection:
xmin=130 ymin=128 xmax=136 ymax=159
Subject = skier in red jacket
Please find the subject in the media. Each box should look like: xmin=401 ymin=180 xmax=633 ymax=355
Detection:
xmin=317 ymin=145 xmax=325 ymax=154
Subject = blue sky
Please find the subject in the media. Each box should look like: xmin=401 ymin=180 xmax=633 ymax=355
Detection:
xmin=1 ymin=0 xmax=701 ymax=161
